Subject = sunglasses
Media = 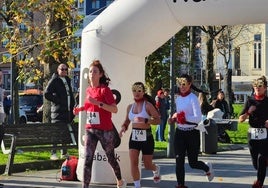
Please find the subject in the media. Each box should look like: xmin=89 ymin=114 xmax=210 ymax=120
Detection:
xmin=252 ymin=84 xmax=264 ymax=88
xmin=59 ymin=68 xmax=68 ymax=71
xmin=132 ymin=89 xmax=143 ymax=93
xmin=252 ymin=79 xmax=265 ymax=88
xmin=178 ymin=82 xmax=189 ymax=87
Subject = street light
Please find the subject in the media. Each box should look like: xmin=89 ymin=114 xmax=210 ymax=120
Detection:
xmin=167 ymin=36 xmax=175 ymax=158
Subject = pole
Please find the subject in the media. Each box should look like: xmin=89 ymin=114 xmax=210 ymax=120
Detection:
xmin=167 ymin=36 xmax=175 ymax=158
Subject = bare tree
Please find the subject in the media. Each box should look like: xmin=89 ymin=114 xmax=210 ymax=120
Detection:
xmin=199 ymin=26 xmax=226 ymax=97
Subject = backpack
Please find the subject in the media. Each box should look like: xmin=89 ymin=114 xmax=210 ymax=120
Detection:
xmin=59 ymin=156 xmax=78 ymax=181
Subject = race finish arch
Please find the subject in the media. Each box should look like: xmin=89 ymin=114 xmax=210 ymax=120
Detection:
xmin=77 ymin=0 xmax=268 ymax=184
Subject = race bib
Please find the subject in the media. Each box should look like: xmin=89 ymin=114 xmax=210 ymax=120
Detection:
xmin=249 ymin=128 xmax=267 ymax=140
xmin=86 ymin=112 xmax=100 ymax=125
xmin=131 ymin=129 xmax=147 ymax=141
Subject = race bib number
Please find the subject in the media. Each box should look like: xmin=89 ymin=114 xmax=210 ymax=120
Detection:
xmin=131 ymin=129 xmax=147 ymax=141
xmin=249 ymin=128 xmax=267 ymax=140
xmin=86 ymin=112 xmax=100 ymax=125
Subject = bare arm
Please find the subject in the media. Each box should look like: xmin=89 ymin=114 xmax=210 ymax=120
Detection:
xmin=119 ymin=104 xmax=131 ymax=137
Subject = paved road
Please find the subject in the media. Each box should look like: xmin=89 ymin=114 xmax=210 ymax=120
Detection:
xmin=0 ymin=146 xmax=267 ymax=188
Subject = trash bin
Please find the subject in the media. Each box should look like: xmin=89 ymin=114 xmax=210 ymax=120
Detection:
xmin=200 ymin=119 xmax=218 ymax=154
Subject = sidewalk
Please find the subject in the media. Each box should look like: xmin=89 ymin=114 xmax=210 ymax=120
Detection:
xmin=0 ymin=146 xmax=267 ymax=188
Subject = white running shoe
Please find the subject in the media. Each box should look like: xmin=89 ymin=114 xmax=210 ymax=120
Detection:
xmin=153 ymin=165 xmax=161 ymax=183
xmin=205 ymin=162 xmax=214 ymax=182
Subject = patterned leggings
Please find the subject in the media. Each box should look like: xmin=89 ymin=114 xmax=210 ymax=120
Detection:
xmin=83 ymin=128 xmax=122 ymax=185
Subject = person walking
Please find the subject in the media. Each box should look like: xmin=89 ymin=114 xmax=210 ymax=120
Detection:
xmin=239 ymin=75 xmax=268 ymax=188
xmin=155 ymin=89 xmax=167 ymax=141
xmin=44 ymin=63 xmax=75 ymax=160
xmin=168 ymin=74 xmax=214 ymax=188
xmin=119 ymin=82 xmax=161 ymax=188
xmin=73 ymin=60 xmax=126 ymax=188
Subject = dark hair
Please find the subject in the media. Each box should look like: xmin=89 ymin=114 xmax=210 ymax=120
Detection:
xmin=177 ymin=74 xmax=208 ymax=94
xmin=89 ymin=60 xmax=110 ymax=86
xmin=132 ymin=82 xmax=157 ymax=109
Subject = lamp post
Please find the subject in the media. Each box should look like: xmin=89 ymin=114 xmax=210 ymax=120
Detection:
xmin=8 ymin=25 xmax=19 ymax=124
xmin=167 ymin=36 xmax=175 ymax=158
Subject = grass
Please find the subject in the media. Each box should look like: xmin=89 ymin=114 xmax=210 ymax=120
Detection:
xmin=0 ymin=104 xmax=248 ymax=165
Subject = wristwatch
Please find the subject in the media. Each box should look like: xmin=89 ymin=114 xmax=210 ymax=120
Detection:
xmin=99 ymin=103 xmax=104 ymax=108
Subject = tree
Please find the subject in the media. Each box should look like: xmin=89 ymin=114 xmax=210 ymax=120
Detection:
xmin=145 ymin=27 xmax=189 ymax=97
xmin=214 ymin=25 xmax=246 ymax=116
xmin=0 ymin=0 xmax=82 ymax=123
xmin=199 ymin=26 xmax=226 ymax=97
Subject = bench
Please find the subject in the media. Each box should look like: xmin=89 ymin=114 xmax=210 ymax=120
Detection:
xmin=1 ymin=122 xmax=78 ymax=175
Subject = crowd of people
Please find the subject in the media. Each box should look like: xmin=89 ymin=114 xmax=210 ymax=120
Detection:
xmin=1 ymin=58 xmax=266 ymax=188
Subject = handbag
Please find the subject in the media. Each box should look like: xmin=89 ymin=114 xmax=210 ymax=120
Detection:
xmin=112 ymin=123 xmax=121 ymax=148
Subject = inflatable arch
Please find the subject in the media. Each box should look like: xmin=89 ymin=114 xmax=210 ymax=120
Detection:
xmin=77 ymin=0 xmax=268 ymax=183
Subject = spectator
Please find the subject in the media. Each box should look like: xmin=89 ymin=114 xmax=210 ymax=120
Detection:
xmin=211 ymin=90 xmax=230 ymax=119
xmin=3 ymin=92 xmax=11 ymax=123
xmin=155 ymin=89 xmax=167 ymax=141
xmin=44 ymin=63 xmax=75 ymax=160
xmin=211 ymin=90 xmax=231 ymax=142
xmin=73 ymin=60 xmax=126 ymax=188
xmin=198 ymin=92 xmax=214 ymax=120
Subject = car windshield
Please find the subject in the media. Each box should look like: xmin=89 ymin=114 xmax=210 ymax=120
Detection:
xmin=19 ymin=95 xmax=41 ymax=106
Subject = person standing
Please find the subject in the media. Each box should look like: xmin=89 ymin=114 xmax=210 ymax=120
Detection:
xmin=44 ymin=63 xmax=75 ymax=160
xmin=239 ymin=76 xmax=268 ymax=188
xmin=155 ymin=89 xmax=167 ymax=141
xmin=168 ymin=74 xmax=214 ymax=188
xmin=119 ymin=82 xmax=161 ymax=188
xmin=211 ymin=90 xmax=230 ymax=119
xmin=163 ymin=88 xmax=170 ymax=137
xmin=73 ymin=60 xmax=126 ymax=188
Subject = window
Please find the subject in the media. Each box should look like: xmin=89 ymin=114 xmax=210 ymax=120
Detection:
xmin=2 ymin=53 xmax=11 ymax=62
xmin=253 ymin=34 xmax=261 ymax=69
xmin=106 ymin=0 xmax=114 ymax=6
xmin=92 ymin=0 xmax=100 ymax=9
xmin=1 ymin=39 xmax=8 ymax=48
xmin=19 ymin=23 xmax=27 ymax=31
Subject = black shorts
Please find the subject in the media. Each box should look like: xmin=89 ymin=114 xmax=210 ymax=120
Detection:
xmin=129 ymin=128 xmax=154 ymax=155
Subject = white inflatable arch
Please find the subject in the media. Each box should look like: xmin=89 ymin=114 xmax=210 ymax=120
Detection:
xmin=77 ymin=0 xmax=268 ymax=183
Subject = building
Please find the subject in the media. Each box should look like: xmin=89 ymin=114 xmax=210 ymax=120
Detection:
xmin=200 ymin=24 xmax=268 ymax=103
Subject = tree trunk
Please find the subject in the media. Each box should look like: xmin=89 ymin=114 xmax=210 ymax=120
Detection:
xmin=206 ymin=37 xmax=214 ymax=94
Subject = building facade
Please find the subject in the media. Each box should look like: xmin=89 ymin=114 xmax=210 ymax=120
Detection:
xmin=205 ymin=24 xmax=268 ymax=103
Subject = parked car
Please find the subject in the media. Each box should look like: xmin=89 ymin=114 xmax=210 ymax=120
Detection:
xmin=19 ymin=94 xmax=43 ymax=122
xmin=6 ymin=95 xmax=28 ymax=124
xmin=18 ymin=109 xmax=27 ymax=124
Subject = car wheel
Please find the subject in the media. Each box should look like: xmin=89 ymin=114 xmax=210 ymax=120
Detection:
xmin=19 ymin=117 xmax=27 ymax=124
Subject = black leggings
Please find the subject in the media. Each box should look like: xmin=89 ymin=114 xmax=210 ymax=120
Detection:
xmin=174 ymin=128 xmax=209 ymax=186
xmin=248 ymin=136 xmax=268 ymax=185
xmin=83 ymin=128 xmax=122 ymax=185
